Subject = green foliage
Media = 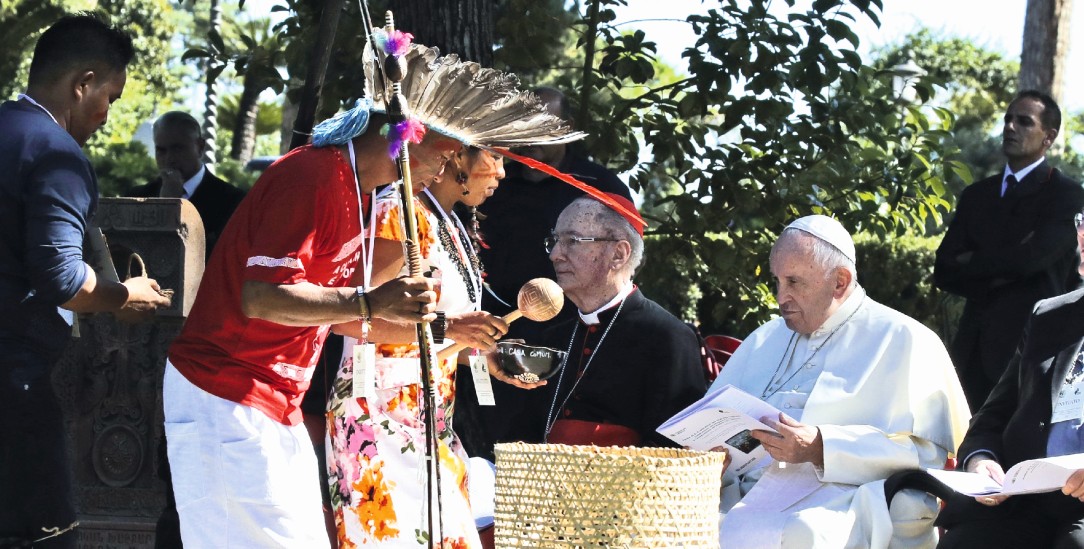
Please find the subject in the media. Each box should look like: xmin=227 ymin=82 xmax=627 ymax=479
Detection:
xmin=853 ymin=232 xmax=947 ymax=336
xmin=273 ymin=0 xmax=373 ymax=120
xmin=218 ymin=94 xmax=284 ymax=136
xmin=183 ymin=16 xmax=287 ymax=96
xmin=0 ymin=1 xmax=67 ymax=100
xmin=211 ymin=158 xmax=261 ymax=191
xmin=872 ymin=29 xmax=1018 ymax=134
xmin=559 ymin=0 xmax=967 ymax=333
xmin=493 ymin=0 xmax=577 ymax=79
xmin=871 ymin=30 xmax=1018 ymax=203
xmin=1061 ymin=111 xmax=1084 ymax=181
xmin=89 ymin=141 xmax=157 ymax=197
xmin=84 ymin=0 xmax=185 ymax=158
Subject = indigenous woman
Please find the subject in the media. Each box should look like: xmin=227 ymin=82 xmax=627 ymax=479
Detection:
xmin=326 ymin=147 xmax=508 ymax=547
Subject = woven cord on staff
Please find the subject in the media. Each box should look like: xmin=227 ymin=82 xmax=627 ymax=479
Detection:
xmin=369 ymin=9 xmax=446 ymax=547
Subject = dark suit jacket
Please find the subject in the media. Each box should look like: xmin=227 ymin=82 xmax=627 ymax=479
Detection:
xmin=129 ymin=170 xmax=246 ymax=256
xmin=957 ymin=288 xmax=1084 ymax=470
xmin=937 ymin=288 xmax=1084 ymax=528
xmin=934 ymin=162 xmax=1084 ymax=386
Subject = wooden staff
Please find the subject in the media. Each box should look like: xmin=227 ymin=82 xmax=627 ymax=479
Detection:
xmin=373 ymin=9 xmax=444 ymax=547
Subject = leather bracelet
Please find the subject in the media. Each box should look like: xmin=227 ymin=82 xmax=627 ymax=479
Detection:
xmin=431 ymin=311 xmax=447 ymax=343
xmin=355 ymin=286 xmax=371 ymax=322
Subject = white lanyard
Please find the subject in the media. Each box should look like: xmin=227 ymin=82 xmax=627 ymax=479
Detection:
xmin=347 ymin=141 xmax=376 ymax=291
xmin=18 ymin=94 xmax=59 ymax=126
xmin=423 ymin=187 xmax=482 ymax=310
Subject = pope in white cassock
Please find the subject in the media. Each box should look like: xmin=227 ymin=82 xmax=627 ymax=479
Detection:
xmin=712 ymin=215 xmax=971 ymax=548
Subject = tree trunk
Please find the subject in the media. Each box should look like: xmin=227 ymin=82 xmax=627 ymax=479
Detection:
xmin=1019 ymin=0 xmax=1074 ymax=103
xmin=577 ymin=0 xmax=603 ymax=132
xmin=230 ymin=76 xmax=262 ymax=164
xmin=386 ymin=0 xmax=494 ymax=65
xmin=289 ymin=0 xmax=346 ymax=151
xmin=279 ymin=78 xmax=301 ymax=155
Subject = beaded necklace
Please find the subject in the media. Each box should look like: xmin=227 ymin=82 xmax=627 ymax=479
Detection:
xmin=424 ymin=189 xmax=481 ymax=307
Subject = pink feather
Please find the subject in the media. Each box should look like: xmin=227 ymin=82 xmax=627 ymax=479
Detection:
xmin=383 ymin=30 xmax=414 ymax=57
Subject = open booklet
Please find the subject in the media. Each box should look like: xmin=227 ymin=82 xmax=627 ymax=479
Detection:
xmin=656 ymin=384 xmax=781 ymax=478
xmin=926 ymin=453 xmax=1084 ymax=497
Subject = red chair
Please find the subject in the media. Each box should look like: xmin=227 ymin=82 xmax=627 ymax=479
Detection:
xmin=702 ymin=335 xmax=742 ymax=383
xmin=479 ymin=524 xmax=494 ymax=549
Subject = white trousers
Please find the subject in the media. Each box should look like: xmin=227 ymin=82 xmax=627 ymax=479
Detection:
xmin=163 ymin=361 xmax=330 ymax=548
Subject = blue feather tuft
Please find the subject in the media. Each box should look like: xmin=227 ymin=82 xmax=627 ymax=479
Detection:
xmin=311 ymin=98 xmax=375 ymax=147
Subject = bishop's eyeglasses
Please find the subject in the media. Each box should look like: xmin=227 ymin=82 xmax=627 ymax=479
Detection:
xmin=543 ymin=232 xmax=620 ymax=254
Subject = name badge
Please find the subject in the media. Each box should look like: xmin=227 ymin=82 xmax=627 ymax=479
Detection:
xmin=470 ymin=354 xmax=496 ymax=406
xmin=351 ymin=343 xmax=376 ymax=401
xmin=1052 ymin=379 xmax=1084 ymax=423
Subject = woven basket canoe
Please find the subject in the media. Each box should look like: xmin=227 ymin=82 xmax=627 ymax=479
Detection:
xmin=493 ymin=442 xmax=725 ymax=548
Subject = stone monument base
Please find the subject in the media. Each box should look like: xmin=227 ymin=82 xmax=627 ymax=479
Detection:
xmin=76 ymin=519 xmax=155 ymax=549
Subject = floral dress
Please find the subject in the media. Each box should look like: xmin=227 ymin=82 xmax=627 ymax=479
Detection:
xmin=326 ymin=188 xmax=482 ymax=548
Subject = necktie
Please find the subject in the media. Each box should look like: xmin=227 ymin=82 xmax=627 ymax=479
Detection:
xmin=1004 ymin=174 xmax=1018 ymax=196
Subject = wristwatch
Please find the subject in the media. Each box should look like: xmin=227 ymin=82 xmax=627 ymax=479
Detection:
xmin=355 ymin=286 xmax=371 ymax=322
xmin=431 ymin=311 xmax=447 ymax=343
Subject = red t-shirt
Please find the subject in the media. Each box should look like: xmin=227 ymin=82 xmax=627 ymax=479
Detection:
xmin=169 ymin=145 xmax=365 ymax=425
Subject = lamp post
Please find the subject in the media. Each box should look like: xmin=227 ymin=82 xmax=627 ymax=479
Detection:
xmin=891 ymin=52 xmax=926 ymax=106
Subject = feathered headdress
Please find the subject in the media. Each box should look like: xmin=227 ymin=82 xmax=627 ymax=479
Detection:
xmin=364 ymin=30 xmax=587 ymax=148
xmin=312 ymin=30 xmax=585 ymax=150
xmin=310 ymin=27 xmax=644 ymax=233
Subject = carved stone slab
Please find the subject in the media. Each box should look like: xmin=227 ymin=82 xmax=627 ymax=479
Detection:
xmin=75 ymin=519 xmax=155 ymax=549
xmin=53 ymin=198 xmax=207 ymax=547
xmin=95 ymin=198 xmax=206 ymax=317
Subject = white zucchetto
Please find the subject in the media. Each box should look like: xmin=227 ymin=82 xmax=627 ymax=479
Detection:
xmin=785 ymin=215 xmax=856 ymax=264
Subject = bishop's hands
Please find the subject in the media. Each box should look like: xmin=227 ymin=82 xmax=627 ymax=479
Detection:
xmin=751 ymin=413 xmax=824 ymax=468
xmin=483 ymin=346 xmax=547 ymax=390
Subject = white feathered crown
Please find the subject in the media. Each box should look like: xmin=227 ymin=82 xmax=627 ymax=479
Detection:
xmin=364 ymin=32 xmax=586 ymax=148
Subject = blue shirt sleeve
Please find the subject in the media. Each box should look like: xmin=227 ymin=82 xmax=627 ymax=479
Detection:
xmin=22 ymin=145 xmax=94 ymax=305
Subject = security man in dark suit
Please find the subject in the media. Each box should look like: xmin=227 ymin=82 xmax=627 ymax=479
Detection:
xmin=935 ymin=90 xmax=1084 ymax=410
xmin=128 ymin=111 xmax=245 ymax=549
xmin=129 ymin=111 xmax=245 ymax=256
xmin=937 ymin=288 xmax=1084 ymax=548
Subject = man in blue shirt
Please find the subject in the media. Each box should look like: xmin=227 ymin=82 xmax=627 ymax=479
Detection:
xmin=0 ymin=14 xmax=170 ymax=547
